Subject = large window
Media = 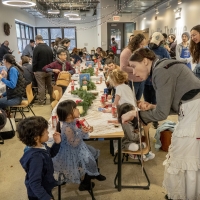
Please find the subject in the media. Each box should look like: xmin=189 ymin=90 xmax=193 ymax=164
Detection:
xmin=15 ymin=21 xmax=34 ymax=53
xmin=35 ymin=27 xmax=76 ymax=51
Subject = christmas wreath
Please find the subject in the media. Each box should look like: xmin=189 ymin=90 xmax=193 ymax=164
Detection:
xmin=4 ymin=23 xmax=10 ymax=36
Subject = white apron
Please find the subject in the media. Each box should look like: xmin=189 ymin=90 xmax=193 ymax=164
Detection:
xmin=163 ymin=94 xmax=200 ymax=200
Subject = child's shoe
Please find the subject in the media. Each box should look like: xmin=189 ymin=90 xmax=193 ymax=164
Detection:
xmin=94 ymin=174 xmax=106 ymax=181
xmin=143 ymin=151 xmax=155 ymax=162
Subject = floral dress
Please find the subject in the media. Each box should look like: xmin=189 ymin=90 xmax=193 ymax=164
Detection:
xmin=53 ymin=120 xmax=100 ymax=184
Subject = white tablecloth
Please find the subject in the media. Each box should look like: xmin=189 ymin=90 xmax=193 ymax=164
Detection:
xmin=48 ymin=70 xmax=122 ymax=140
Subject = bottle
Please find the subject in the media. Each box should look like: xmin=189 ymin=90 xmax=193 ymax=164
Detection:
xmin=79 ymin=118 xmax=90 ymax=128
xmin=71 ymin=80 xmax=74 ymax=91
xmin=52 ymin=115 xmax=57 ymax=128
xmin=112 ymin=106 xmax=117 ymax=118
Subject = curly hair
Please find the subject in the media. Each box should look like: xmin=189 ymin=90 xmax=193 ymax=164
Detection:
xmin=190 ymin=25 xmax=200 ymax=63
xmin=128 ymin=33 xmax=146 ymax=53
xmin=109 ymin=69 xmax=128 ymax=85
xmin=17 ymin=116 xmax=48 ymax=146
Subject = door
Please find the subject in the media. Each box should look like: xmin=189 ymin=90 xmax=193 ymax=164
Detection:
xmin=107 ymin=23 xmax=124 ymax=55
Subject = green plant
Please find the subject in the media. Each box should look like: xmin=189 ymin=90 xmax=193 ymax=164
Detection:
xmin=81 ymin=68 xmax=94 ymax=76
xmin=87 ymin=80 xmax=96 ymax=90
xmin=71 ymin=88 xmax=96 ymax=116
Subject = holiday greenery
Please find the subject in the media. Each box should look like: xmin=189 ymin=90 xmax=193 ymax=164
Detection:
xmin=71 ymin=88 xmax=96 ymax=116
xmin=86 ymin=80 xmax=96 ymax=90
xmin=81 ymin=67 xmax=94 ymax=76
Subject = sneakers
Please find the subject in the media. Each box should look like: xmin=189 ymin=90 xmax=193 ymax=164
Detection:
xmin=143 ymin=151 xmax=155 ymax=162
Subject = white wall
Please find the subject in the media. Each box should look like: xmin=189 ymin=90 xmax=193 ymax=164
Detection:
xmin=0 ymin=1 xmax=35 ymax=61
xmin=135 ymin=0 xmax=200 ymax=44
xmin=35 ymin=17 xmax=98 ymax=53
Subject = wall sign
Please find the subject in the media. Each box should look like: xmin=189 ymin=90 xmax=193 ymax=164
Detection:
xmin=113 ymin=16 xmax=120 ymax=21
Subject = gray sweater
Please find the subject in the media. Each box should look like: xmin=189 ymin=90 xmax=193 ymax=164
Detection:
xmin=140 ymin=59 xmax=200 ymax=124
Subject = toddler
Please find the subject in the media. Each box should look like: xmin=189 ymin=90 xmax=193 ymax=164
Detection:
xmin=18 ymin=116 xmax=61 ymax=200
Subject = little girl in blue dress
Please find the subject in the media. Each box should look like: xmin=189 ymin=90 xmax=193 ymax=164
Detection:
xmin=53 ymin=100 xmax=106 ymax=191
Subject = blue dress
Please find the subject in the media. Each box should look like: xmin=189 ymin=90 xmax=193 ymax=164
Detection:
xmin=53 ymin=120 xmax=100 ymax=184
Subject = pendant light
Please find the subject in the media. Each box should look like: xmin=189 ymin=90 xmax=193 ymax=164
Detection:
xmin=2 ymin=0 xmax=36 ymax=7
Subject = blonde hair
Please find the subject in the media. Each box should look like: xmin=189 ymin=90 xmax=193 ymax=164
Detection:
xmin=109 ymin=69 xmax=128 ymax=85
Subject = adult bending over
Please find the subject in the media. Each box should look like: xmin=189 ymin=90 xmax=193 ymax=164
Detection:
xmin=122 ymin=48 xmax=200 ymax=200
xmin=120 ymin=33 xmax=146 ymax=100
xmin=0 ymin=54 xmax=25 ymax=109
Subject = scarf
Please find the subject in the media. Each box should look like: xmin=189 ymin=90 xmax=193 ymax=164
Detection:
xmin=56 ymin=57 xmax=65 ymax=71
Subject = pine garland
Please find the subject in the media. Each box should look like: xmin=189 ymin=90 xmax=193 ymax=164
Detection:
xmin=81 ymin=67 xmax=94 ymax=76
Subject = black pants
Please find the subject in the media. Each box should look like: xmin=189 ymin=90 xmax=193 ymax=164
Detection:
xmin=143 ymin=84 xmax=156 ymax=104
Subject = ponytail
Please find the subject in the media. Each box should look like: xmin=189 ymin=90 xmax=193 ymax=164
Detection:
xmin=3 ymin=54 xmax=23 ymax=72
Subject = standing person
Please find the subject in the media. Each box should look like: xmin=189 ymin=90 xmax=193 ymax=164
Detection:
xmin=145 ymin=32 xmax=170 ymax=129
xmin=0 ymin=54 xmax=25 ymax=109
xmin=57 ymin=38 xmax=70 ymax=62
xmin=22 ymin=40 xmax=35 ymax=58
xmin=161 ymin=33 xmax=168 ymax=47
xmin=0 ymin=41 xmax=13 ymax=63
xmin=176 ymin=32 xmax=192 ymax=69
xmin=120 ymin=33 xmax=146 ymax=100
xmin=32 ymin=35 xmax=53 ymax=105
xmin=18 ymin=116 xmax=61 ymax=200
xmin=121 ymin=48 xmax=200 ymax=200
xmin=190 ymin=25 xmax=200 ymax=79
xmin=110 ymin=37 xmax=118 ymax=54
xmin=129 ymin=34 xmax=134 ymax=42
xmin=43 ymin=49 xmax=75 ymax=93
xmin=164 ymin=34 xmax=177 ymax=59
xmin=53 ymin=37 xmax=62 ymax=60
xmin=53 ymin=100 xmax=106 ymax=191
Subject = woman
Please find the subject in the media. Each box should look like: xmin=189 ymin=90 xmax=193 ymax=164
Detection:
xmin=164 ymin=34 xmax=177 ymax=59
xmin=120 ymin=33 xmax=146 ymax=100
xmin=0 ymin=54 xmax=25 ymax=109
xmin=176 ymin=32 xmax=192 ymax=69
xmin=190 ymin=25 xmax=200 ymax=79
xmin=121 ymin=48 xmax=200 ymax=200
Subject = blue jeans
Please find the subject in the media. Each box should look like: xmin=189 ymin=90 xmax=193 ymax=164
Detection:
xmin=0 ymin=96 xmax=22 ymax=109
xmin=128 ymin=80 xmax=145 ymax=101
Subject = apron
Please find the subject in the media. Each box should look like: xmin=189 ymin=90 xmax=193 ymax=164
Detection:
xmin=180 ymin=46 xmax=192 ymax=69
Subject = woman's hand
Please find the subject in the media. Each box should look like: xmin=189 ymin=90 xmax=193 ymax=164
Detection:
xmin=1 ymin=70 xmax=7 ymax=78
xmin=53 ymin=132 xmax=61 ymax=144
xmin=53 ymin=69 xmax=60 ymax=74
xmin=121 ymin=110 xmax=137 ymax=124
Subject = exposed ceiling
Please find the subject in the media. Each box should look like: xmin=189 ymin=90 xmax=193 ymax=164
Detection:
xmin=21 ymin=0 xmax=169 ymax=19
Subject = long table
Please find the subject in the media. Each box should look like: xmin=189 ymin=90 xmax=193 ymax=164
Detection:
xmin=48 ymin=71 xmax=124 ymax=191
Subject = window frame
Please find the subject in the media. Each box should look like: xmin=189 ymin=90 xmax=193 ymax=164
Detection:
xmin=35 ymin=27 xmax=77 ymax=51
xmin=15 ymin=21 xmax=34 ymax=53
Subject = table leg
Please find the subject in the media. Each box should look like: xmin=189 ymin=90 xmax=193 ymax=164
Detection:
xmin=117 ymin=138 xmax=122 ymax=191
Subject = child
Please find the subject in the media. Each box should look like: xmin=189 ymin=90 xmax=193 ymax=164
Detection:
xmin=109 ymin=70 xmax=155 ymax=160
xmin=18 ymin=116 xmax=61 ymax=200
xmin=53 ymin=100 xmax=106 ymax=191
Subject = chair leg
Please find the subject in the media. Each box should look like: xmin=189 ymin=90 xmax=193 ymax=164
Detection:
xmin=87 ymin=181 xmax=96 ymax=200
xmin=28 ymin=105 xmax=35 ymax=116
xmin=58 ymin=185 xmax=61 ymax=200
xmin=113 ymin=152 xmax=118 ymax=164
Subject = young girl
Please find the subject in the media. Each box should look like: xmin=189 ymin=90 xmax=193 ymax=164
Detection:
xmin=53 ymin=100 xmax=106 ymax=191
xmin=109 ymin=70 xmax=155 ymax=160
xmin=18 ymin=116 xmax=61 ymax=200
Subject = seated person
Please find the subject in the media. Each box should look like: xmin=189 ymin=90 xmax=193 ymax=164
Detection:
xmin=21 ymin=56 xmax=35 ymax=86
xmin=42 ymin=49 xmax=75 ymax=93
xmin=0 ymin=54 xmax=25 ymax=109
xmin=107 ymin=51 xmax=120 ymax=66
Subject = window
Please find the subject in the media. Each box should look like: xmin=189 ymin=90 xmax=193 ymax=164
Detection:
xmin=35 ymin=27 xmax=77 ymax=51
xmin=15 ymin=21 xmax=34 ymax=53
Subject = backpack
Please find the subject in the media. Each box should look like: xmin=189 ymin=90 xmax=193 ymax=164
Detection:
xmin=56 ymin=71 xmax=71 ymax=87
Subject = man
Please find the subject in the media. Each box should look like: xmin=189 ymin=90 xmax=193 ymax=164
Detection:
xmin=110 ymin=37 xmax=118 ymax=54
xmin=164 ymin=34 xmax=177 ymax=59
xmin=0 ymin=41 xmax=12 ymax=63
xmin=57 ymin=38 xmax=70 ymax=62
xmin=32 ymin=35 xmax=53 ymax=106
xmin=22 ymin=39 xmax=35 ymax=57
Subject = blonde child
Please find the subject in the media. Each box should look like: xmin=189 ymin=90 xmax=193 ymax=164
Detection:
xmin=53 ymin=100 xmax=106 ymax=191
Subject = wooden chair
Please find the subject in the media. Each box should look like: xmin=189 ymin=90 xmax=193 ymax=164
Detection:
xmin=10 ymin=82 xmax=35 ymax=120
xmin=52 ymin=85 xmax=62 ymax=100
xmin=51 ymin=90 xmax=60 ymax=110
xmin=113 ymin=124 xmax=151 ymax=190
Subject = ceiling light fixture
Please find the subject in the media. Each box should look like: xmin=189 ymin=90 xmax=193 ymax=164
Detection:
xmin=48 ymin=9 xmax=60 ymax=14
xmin=178 ymin=0 xmax=182 ymax=5
xmin=143 ymin=17 xmax=146 ymax=20
xmin=166 ymin=0 xmax=171 ymax=9
xmin=64 ymin=11 xmax=79 ymax=17
xmin=155 ymin=7 xmax=159 ymax=14
xmin=69 ymin=17 xmax=81 ymax=20
xmin=2 ymin=0 xmax=36 ymax=7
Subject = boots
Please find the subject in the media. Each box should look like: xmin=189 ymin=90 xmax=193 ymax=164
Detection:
xmin=79 ymin=173 xmax=95 ymax=191
xmin=90 ymin=168 xmax=106 ymax=181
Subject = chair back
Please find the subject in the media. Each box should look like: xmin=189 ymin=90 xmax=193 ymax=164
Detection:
xmin=54 ymin=90 xmax=60 ymax=101
xmin=52 ymin=85 xmax=62 ymax=100
xmin=26 ymin=82 xmax=34 ymax=104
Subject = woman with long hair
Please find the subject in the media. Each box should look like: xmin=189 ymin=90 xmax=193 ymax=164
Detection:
xmin=121 ymin=47 xmax=200 ymax=200
xmin=0 ymin=54 xmax=25 ymax=109
xmin=120 ymin=33 xmax=146 ymax=100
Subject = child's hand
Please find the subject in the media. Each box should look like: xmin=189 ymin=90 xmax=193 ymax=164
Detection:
xmin=107 ymin=95 xmax=112 ymax=100
xmin=53 ymin=132 xmax=61 ymax=144
xmin=82 ymin=126 xmax=89 ymax=133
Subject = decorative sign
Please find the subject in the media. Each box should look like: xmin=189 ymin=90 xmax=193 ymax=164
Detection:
xmin=113 ymin=16 xmax=120 ymax=21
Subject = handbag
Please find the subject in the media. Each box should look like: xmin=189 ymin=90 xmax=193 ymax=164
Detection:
xmin=0 ymin=118 xmax=16 ymax=144
xmin=56 ymin=71 xmax=71 ymax=87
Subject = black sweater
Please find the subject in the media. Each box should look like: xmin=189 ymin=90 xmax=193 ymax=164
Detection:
xmin=32 ymin=43 xmax=53 ymax=72
xmin=0 ymin=44 xmax=12 ymax=62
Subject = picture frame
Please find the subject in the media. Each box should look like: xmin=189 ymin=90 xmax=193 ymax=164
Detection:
xmin=91 ymin=50 xmax=95 ymax=55
xmin=79 ymin=73 xmax=90 ymax=86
